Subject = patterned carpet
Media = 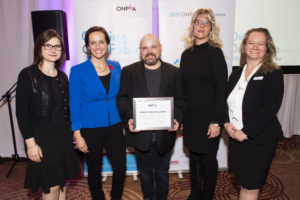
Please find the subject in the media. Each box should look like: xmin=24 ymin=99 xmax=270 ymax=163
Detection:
xmin=0 ymin=135 xmax=299 ymax=200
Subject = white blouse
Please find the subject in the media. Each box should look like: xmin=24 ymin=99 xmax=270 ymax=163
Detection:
xmin=227 ymin=64 xmax=261 ymax=130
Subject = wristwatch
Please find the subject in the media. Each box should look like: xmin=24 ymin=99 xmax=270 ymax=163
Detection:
xmin=212 ymin=123 xmax=220 ymax=127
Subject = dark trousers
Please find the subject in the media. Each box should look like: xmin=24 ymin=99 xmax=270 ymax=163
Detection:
xmin=134 ymin=143 xmax=171 ymax=200
xmin=188 ymin=151 xmax=218 ymax=200
xmin=81 ymin=123 xmax=126 ymax=200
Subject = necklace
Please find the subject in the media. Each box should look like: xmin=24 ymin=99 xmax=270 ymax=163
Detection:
xmin=94 ymin=62 xmax=107 ymax=69
xmin=94 ymin=64 xmax=110 ymax=76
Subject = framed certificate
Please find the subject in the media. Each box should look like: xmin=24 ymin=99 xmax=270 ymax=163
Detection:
xmin=133 ymin=97 xmax=174 ymax=130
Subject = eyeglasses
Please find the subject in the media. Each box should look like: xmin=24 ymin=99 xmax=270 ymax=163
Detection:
xmin=246 ymin=41 xmax=266 ymax=48
xmin=43 ymin=44 xmax=62 ymax=51
xmin=194 ymin=20 xmax=210 ymax=27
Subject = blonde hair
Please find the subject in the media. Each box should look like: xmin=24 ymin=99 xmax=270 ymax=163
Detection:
xmin=183 ymin=8 xmax=223 ymax=49
xmin=240 ymin=28 xmax=279 ymax=73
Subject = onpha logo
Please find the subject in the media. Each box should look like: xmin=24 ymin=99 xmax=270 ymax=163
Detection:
xmin=116 ymin=5 xmax=136 ymax=11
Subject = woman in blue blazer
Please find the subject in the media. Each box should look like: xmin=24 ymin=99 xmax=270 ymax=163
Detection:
xmin=69 ymin=26 xmax=126 ymax=200
xmin=224 ymin=28 xmax=284 ymax=199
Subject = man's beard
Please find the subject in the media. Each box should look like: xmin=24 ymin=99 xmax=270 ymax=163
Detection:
xmin=142 ymin=53 xmax=160 ymax=66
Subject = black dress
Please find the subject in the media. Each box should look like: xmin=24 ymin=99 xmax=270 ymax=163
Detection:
xmin=16 ymin=68 xmax=80 ymax=193
xmin=180 ymin=42 xmax=228 ymax=153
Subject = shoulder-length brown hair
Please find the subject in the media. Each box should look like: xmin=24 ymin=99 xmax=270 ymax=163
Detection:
xmin=33 ymin=29 xmax=66 ymax=69
xmin=183 ymin=8 xmax=223 ymax=50
xmin=83 ymin=26 xmax=110 ymax=58
xmin=240 ymin=28 xmax=279 ymax=73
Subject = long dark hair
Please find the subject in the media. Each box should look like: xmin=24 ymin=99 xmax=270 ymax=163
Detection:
xmin=33 ymin=29 xmax=66 ymax=69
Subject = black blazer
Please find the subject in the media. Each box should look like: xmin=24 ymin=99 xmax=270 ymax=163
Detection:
xmin=117 ymin=61 xmax=186 ymax=154
xmin=226 ymin=67 xmax=284 ymax=144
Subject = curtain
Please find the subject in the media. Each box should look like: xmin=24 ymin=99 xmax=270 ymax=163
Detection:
xmin=278 ymin=74 xmax=300 ymax=138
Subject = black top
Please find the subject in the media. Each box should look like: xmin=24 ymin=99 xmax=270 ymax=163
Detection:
xmin=180 ymin=42 xmax=228 ymax=153
xmin=145 ymin=66 xmax=161 ymax=97
xmin=99 ymin=73 xmax=111 ymax=94
xmin=48 ymin=74 xmax=65 ymax=121
xmin=16 ymin=65 xmax=69 ymax=139
xmin=144 ymin=66 xmax=162 ymax=141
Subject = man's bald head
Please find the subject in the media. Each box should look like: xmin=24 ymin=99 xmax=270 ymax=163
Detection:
xmin=139 ymin=34 xmax=162 ymax=68
xmin=140 ymin=34 xmax=161 ymax=47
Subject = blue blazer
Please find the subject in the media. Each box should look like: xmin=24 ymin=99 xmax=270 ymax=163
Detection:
xmin=69 ymin=58 xmax=122 ymax=131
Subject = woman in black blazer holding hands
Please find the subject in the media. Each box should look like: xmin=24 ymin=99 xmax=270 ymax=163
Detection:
xmin=224 ymin=28 xmax=284 ymax=199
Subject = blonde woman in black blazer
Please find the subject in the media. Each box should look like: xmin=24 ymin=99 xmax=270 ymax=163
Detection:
xmin=224 ymin=28 xmax=284 ymax=200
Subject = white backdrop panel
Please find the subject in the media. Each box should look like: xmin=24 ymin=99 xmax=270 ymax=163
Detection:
xmin=74 ymin=0 xmax=152 ymax=67
xmin=158 ymin=0 xmax=235 ymax=73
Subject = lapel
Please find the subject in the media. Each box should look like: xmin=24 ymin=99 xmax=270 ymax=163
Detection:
xmin=106 ymin=60 xmax=117 ymax=98
xmin=243 ymin=70 xmax=265 ymax=100
xmin=86 ymin=58 xmax=110 ymax=97
xmin=227 ymin=67 xmax=243 ymax=95
xmin=159 ymin=62 xmax=168 ymax=97
xmin=228 ymin=67 xmax=265 ymax=109
xmin=247 ymin=70 xmax=264 ymax=85
xmin=136 ymin=62 xmax=149 ymax=97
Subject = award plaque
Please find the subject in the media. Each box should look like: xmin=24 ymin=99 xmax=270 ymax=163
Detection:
xmin=133 ymin=97 xmax=174 ymax=130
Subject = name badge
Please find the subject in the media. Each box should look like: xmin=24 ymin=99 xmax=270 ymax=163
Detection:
xmin=253 ymin=76 xmax=263 ymax=80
